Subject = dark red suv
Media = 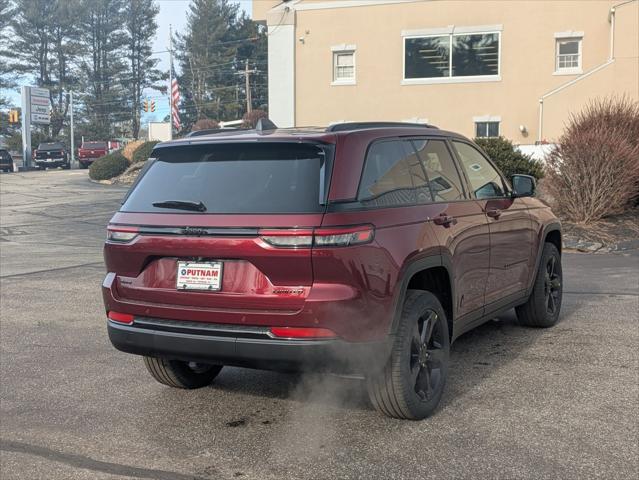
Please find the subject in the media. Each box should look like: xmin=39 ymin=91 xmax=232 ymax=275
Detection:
xmin=103 ymin=122 xmax=562 ymax=419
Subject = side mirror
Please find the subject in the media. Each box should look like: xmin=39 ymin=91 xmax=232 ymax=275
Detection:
xmin=511 ymin=174 xmax=536 ymax=197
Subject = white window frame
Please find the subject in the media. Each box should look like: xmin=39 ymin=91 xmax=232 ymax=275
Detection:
xmin=402 ymin=25 xmax=502 ymax=85
xmin=331 ymin=45 xmax=357 ymax=85
xmin=554 ymin=33 xmax=583 ymax=75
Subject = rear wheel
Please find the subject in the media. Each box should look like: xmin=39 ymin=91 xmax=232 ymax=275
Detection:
xmin=367 ymin=290 xmax=450 ymax=420
xmin=516 ymin=242 xmax=563 ymax=327
xmin=143 ymin=357 xmax=222 ymax=389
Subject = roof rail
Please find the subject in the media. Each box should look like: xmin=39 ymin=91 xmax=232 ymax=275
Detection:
xmin=326 ymin=121 xmax=438 ymax=132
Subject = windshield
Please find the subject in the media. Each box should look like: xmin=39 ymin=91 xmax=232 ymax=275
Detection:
xmin=121 ymin=142 xmax=333 ymax=214
xmin=38 ymin=143 xmax=64 ymax=150
xmin=82 ymin=142 xmax=107 ymax=149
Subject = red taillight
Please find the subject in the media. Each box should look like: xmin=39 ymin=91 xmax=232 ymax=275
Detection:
xmin=269 ymin=327 xmax=337 ymax=339
xmin=314 ymin=225 xmax=374 ymax=247
xmin=107 ymin=225 xmax=139 ymax=243
xmin=108 ymin=311 xmax=134 ymax=324
xmin=259 ymin=225 xmax=374 ymax=248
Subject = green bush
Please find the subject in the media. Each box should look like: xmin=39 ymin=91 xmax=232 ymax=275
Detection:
xmin=474 ymin=137 xmax=544 ymax=180
xmin=89 ymin=151 xmax=129 ymax=180
xmin=131 ymin=141 xmax=159 ymax=163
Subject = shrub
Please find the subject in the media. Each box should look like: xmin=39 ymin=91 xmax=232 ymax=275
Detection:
xmin=474 ymin=136 xmax=544 ymax=180
xmin=544 ymin=96 xmax=639 ymax=223
xmin=242 ymin=109 xmax=268 ymax=129
xmin=89 ymin=151 xmax=129 ymax=181
xmin=192 ymin=118 xmax=219 ymax=131
xmin=131 ymin=141 xmax=159 ymax=164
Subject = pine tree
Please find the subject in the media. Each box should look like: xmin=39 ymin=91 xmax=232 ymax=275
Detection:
xmin=175 ymin=0 xmax=239 ymax=129
xmin=0 ymin=0 xmax=16 ymax=109
xmin=78 ymin=0 xmax=129 ymax=139
xmin=123 ymin=0 xmax=165 ymax=139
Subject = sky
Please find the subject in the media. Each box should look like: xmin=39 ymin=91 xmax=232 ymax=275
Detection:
xmin=3 ymin=0 xmax=252 ymax=125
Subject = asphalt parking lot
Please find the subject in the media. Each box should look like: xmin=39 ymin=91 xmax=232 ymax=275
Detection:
xmin=1 ymin=170 xmax=638 ymax=480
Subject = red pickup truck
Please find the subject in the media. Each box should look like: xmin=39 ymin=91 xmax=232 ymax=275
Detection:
xmin=78 ymin=141 xmax=108 ymax=168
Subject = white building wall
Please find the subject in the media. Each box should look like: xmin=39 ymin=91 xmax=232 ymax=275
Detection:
xmin=267 ymin=24 xmax=296 ymax=127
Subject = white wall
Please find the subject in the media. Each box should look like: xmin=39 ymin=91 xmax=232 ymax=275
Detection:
xmin=267 ymin=24 xmax=296 ymax=127
xmin=148 ymin=122 xmax=171 ymax=142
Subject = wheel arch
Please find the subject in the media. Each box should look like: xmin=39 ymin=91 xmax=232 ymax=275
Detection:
xmin=389 ymin=255 xmax=455 ymax=340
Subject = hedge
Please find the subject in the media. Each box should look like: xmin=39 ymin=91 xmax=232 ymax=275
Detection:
xmin=474 ymin=136 xmax=544 ymax=180
xmin=131 ymin=140 xmax=159 ymax=163
xmin=89 ymin=150 xmax=129 ymax=181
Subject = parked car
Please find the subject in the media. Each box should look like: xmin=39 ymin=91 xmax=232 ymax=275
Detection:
xmin=33 ymin=142 xmax=70 ymax=169
xmin=0 ymin=148 xmax=13 ymax=172
xmin=102 ymin=121 xmax=563 ymax=420
xmin=78 ymin=141 xmax=108 ymax=168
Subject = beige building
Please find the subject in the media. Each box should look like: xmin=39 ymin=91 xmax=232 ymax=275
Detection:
xmin=253 ymin=0 xmax=639 ymax=143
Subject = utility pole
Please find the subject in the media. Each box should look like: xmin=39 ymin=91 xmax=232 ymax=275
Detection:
xmin=237 ymin=59 xmax=257 ymax=114
xmin=70 ymin=91 xmax=75 ymax=168
xmin=168 ymin=24 xmax=174 ymax=140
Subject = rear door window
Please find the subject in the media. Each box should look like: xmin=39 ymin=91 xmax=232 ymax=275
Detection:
xmin=358 ymin=140 xmax=431 ymax=207
xmin=121 ymin=142 xmax=331 ymax=214
xmin=412 ymin=139 xmax=466 ymax=202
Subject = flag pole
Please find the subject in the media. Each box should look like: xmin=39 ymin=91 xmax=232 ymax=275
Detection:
xmin=169 ymin=24 xmax=174 ymax=140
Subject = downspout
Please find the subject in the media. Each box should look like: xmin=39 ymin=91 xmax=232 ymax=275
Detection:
xmin=537 ymin=0 xmax=636 ymax=142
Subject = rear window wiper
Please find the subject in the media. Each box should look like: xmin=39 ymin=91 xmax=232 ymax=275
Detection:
xmin=152 ymin=200 xmax=207 ymax=212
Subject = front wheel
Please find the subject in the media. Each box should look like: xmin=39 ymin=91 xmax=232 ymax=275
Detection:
xmin=367 ymin=290 xmax=450 ymax=420
xmin=143 ymin=357 xmax=223 ymax=389
xmin=516 ymin=242 xmax=563 ymax=327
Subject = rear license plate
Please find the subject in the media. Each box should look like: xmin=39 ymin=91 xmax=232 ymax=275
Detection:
xmin=176 ymin=261 xmax=223 ymax=291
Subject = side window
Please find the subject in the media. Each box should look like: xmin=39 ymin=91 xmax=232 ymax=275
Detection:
xmin=452 ymin=141 xmax=507 ymax=199
xmin=412 ymin=139 xmax=466 ymax=202
xmin=358 ymin=140 xmax=429 ymax=207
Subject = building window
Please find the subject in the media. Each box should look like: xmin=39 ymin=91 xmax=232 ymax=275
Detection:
xmin=555 ymin=37 xmax=582 ymax=73
xmin=333 ymin=51 xmax=355 ymax=84
xmin=475 ymin=121 xmax=500 ymax=138
xmin=405 ymin=31 xmax=500 ymax=81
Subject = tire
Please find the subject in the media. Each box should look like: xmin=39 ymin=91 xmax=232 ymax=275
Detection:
xmin=367 ymin=290 xmax=450 ymax=420
xmin=143 ymin=357 xmax=223 ymax=389
xmin=516 ymin=242 xmax=563 ymax=328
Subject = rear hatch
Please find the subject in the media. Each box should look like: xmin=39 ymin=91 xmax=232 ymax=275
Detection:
xmin=104 ymin=141 xmax=333 ymax=320
xmin=80 ymin=142 xmax=108 ymax=158
xmin=35 ymin=143 xmax=65 ymax=159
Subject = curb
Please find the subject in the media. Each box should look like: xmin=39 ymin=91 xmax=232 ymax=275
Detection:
xmin=88 ymin=178 xmax=115 ymax=185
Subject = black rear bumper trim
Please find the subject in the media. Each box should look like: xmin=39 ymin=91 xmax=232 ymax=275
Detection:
xmin=108 ymin=320 xmax=389 ymax=373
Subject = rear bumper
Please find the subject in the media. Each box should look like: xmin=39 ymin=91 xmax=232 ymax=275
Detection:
xmin=107 ymin=319 xmax=390 ymax=374
xmin=35 ymin=158 xmax=67 ymax=167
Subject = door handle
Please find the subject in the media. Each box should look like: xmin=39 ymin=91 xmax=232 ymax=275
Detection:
xmin=486 ymin=208 xmax=502 ymax=218
xmin=433 ymin=214 xmax=457 ymax=227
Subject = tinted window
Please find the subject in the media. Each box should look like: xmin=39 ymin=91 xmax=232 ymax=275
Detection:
xmin=412 ymin=139 xmax=465 ymax=202
xmin=358 ymin=140 xmax=429 ymax=207
xmin=453 ymin=141 xmax=507 ymax=199
xmin=122 ymin=143 xmax=330 ymax=214
xmin=405 ymin=36 xmax=450 ymax=78
xmin=83 ymin=142 xmax=107 ymax=149
xmin=38 ymin=143 xmax=64 ymax=150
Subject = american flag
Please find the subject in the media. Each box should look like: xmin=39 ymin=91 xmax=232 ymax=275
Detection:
xmin=171 ymin=78 xmax=180 ymax=130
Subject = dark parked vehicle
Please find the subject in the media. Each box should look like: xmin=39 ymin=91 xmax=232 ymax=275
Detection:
xmin=103 ymin=122 xmax=563 ymax=420
xmin=33 ymin=142 xmax=70 ymax=169
xmin=0 ymin=148 xmax=13 ymax=172
xmin=78 ymin=141 xmax=108 ymax=168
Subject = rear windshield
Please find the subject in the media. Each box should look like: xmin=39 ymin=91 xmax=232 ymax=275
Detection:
xmin=82 ymin=142 xmax=107 ymax=149
xmin=121 ymin=142 xmax=332 ymax=214
xmin=38 ymin=143 xmax=64 ymax=150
